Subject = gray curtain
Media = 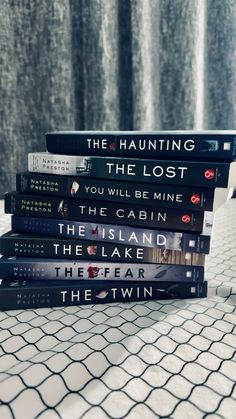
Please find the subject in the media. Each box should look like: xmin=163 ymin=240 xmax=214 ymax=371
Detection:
xmin=1 ymin=0 xmax=236 ymax=195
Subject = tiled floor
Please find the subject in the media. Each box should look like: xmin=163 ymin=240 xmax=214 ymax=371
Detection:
xmin=0 ymin=200 xmax=235 ymax=419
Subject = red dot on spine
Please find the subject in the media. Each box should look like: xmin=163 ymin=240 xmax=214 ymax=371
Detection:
xmin=204 ymin=169 xmax=215 ymax=180
xmin=182 ymin=214 xmax=191 ymax=223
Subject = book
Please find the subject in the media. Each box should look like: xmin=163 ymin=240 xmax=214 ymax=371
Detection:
xmin=16 ymin=172 xmax=215 ymax=211
xmin=46 ymin=130 xmax=236 ymax=161
xmin=28 ymin=153 xmax=230 ymax=188
xmin=11 ymin=216 xmax=211 ymax=254
xmin=0 ymin=232 xmax=205 ymax=265
xmin=0 ymin=257 xmax=204 ymax=282
xmin=5 ymin=192 xmax=213 ymax=233
xmin=0 ymin=279 xmax=208 ymax=310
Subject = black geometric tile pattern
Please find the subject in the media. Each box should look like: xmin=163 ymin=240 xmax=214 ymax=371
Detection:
xmin=0 ymin=201 xmax=235 ymax=419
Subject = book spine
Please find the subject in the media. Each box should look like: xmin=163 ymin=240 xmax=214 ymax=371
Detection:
xmin=46 ymin=132 xmax=236 ymax=160
xmin=0 ymin=279 xmax=208 ymax=310
xmin=0 ymin=258 xmax=204 ymax=282
xmin=16 ymin=172 xmax=215 ymax=211
xmin=0 ymin=233 xmax=205 ymax=265
xmin=28 ymin=153 xmax=230 ymax=188
xmin=5 ymin=192 xmax=209 ymax=233
xmin=11 ymin=216 xmax=211 ymax=254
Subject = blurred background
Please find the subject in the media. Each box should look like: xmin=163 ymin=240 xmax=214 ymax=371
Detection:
xmin=1 ymin=0 xmax=236 ymax=196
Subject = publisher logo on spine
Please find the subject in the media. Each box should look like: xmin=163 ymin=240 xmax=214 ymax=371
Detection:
xmin=190 ymin=194 xmax=200 ymax=204
xmin=182 ymin=214 xmax=191 ymax=223
xmin=204 ymin=169 xmax=215 ymax=180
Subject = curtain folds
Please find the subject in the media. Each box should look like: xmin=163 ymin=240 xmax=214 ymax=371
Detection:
xmin=0 ymin=0 xmax=236 ymax=193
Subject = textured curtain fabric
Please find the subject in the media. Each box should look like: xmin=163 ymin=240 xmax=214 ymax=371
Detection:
xmin=1 ymin=0 xmax=236 ymax=194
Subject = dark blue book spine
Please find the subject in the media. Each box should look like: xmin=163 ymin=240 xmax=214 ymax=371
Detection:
xmin=0 ymin=279 xmax=208 ymax=310
xmin=11 ymin=216 xmax=211 ymax=254
xmin=5 ymin=192 xmax=210 ymax=233
xmin=28 ymin=153 xmax=230 ymax=188
xmin=0 ymin=256 xmax=204 ymax=282
xmin=46 ymin=131 xmax=236 ymax=161
xmin=16 ymin=172 xmax=215 ymax=211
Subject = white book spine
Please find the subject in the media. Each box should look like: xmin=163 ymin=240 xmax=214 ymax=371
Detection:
xmin=0 ymin=258 xmax=202 ymax=281
xmin=28 ymin=153 xmax=80 ymax=176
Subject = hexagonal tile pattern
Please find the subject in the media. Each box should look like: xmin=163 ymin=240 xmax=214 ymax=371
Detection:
xmin=0 ymin=200 xmax=236 ymax=418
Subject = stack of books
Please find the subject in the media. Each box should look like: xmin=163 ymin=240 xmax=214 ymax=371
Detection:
xmin=0 ymin=131 xmax=234 ymax=310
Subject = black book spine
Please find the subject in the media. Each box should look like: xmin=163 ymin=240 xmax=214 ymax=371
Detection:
xmin=45 ymin=131 xmax=236 ymax=160
xmin=16 ymin=172 xmax=215 ymax=211
xmin=0 ymin=232 xmax=205 ymax=266
xmin=28 ymin=153 xmax=230 ymax=188
xmin=11 ymin=216 xmax=211 ymax=254
xmin=0 ymin=279 xmax=208 ymax=310
xmin=5 ymin=192 xmax=209 ymax=233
